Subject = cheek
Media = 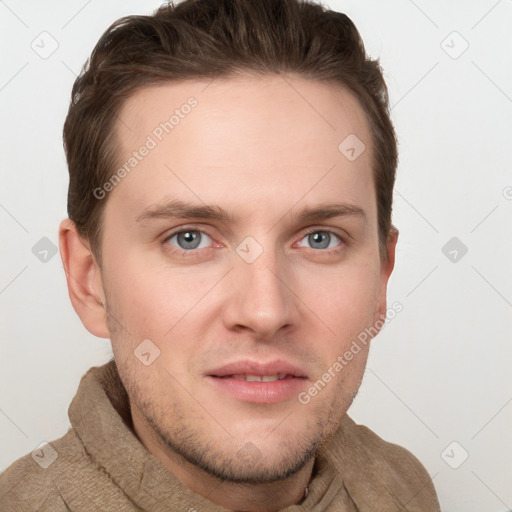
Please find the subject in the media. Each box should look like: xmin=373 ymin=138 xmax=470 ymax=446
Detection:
xmin=297 ymin=259 xmax=380 ymax=332
xmin=104 ymin=255 xmax=211 ymax=334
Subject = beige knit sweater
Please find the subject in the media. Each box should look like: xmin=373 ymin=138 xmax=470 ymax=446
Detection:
xmin=0 ymin=360 xmax=440 ymax=511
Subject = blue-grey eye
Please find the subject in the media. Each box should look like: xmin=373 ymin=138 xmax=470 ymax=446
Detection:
xmin=168 ymin=230 xmax=212 ymax=250
xmin=299 ymin=231 xmax=341 ymax=250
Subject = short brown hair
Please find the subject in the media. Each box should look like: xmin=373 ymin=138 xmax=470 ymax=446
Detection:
xmin=63 ymin=0 xmax=397 ymax=266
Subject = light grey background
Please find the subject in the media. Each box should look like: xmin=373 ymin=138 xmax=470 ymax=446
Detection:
xmin=1 ymin=1 xmax=511 ymax=511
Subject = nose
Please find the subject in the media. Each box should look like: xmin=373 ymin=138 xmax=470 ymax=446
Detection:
xmin=222 ymin=245 xmax=300 ymax=340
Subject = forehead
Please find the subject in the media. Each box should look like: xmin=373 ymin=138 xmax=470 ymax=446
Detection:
xmin=117 ymin=73 xmax=371 ymax=155
xmin=106 ymin=74 xmax=375 ymax=223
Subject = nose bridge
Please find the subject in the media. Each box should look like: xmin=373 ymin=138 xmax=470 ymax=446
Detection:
xmin=225 ymin=239 xmax=297 ymax=336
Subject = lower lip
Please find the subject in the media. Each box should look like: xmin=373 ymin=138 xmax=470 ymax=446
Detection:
xmin=206 ymin=376 xmax=308 ymax=404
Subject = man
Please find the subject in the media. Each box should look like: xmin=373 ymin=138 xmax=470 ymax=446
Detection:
xmin=0 ymin=0 xmax=440 ymax=510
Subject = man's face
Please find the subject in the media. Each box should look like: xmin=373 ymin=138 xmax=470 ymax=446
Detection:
xmin=98 ymin=74 xmax=394 ymax=483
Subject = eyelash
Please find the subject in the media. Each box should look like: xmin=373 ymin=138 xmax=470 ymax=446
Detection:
xmin=162 ymin=226 xmax=347 ymax=258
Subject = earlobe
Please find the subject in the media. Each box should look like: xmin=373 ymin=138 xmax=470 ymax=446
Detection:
xmin=58 ymin=218 xmax=110 ymax=339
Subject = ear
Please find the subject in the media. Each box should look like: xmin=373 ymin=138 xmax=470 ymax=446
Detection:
xmin=59 ymin=218 xmax=110 ymax=339
xmin=374 ymin=226 xmax=399 ymax=326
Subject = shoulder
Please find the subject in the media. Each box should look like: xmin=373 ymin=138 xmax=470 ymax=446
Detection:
xmin=0 ymin=428 xmax=85 ymax=511
xmin=327 ymin=415 xmax=441 ymax=511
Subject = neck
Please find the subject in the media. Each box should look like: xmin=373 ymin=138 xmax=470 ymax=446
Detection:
xmin=131 ymin=406 xmax=314 ymax=511
xmin=168 ymin=456 xmax=314 ymax=512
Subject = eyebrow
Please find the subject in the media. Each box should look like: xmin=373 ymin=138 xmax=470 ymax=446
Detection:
xmin=135 ymin=199 xmax=366 ymax=225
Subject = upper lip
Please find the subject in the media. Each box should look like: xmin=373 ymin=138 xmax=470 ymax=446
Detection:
xmin=207 ymin=359 xmax=308 ymax=378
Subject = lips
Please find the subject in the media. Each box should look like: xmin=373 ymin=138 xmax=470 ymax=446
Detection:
xmin=207 ymin=359 xmax=308 ymax=379
xmin=206 ymin=359 xmax=308 ymax=404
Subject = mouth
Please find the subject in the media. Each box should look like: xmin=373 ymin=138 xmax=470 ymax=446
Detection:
xmin=208 ymin=359 xmax=307 ymax=379
xmin=219 ymin=373 xmax=294 ymax=382
xmin=206 ymin=360 xmax=308 ymax=404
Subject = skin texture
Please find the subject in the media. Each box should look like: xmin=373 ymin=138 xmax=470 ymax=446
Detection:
xmin=59 ymin=73 xmax=398 ymax=512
